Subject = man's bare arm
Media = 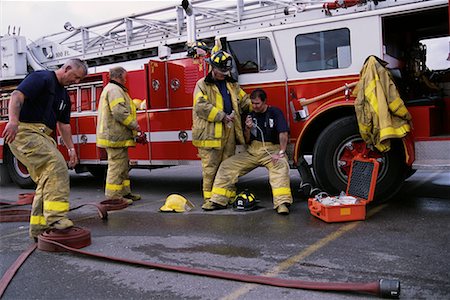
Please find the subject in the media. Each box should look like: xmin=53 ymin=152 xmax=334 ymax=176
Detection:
xmin=2 ymin=90 xmax=25 ymax=143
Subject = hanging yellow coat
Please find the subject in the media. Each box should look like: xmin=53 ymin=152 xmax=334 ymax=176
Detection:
xmin=97 ymin=82 xmax=138 ymax=148
xmin=353 ymin=56 xmax=411 ymax=152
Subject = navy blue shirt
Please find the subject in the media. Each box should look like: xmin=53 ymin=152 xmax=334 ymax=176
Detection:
xmin=16 ymin=70 xmax=71 ymax=130
xmin=250 ymin=106 xmax=289 ymax=144
xmin=215 ymin=80 xmax=232 ymax=114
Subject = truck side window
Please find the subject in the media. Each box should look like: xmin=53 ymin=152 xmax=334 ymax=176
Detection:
xmin=228 ymin=37 xmax=277 ymax=74
xmin=296 ymin=28 xmax=351 ymax=72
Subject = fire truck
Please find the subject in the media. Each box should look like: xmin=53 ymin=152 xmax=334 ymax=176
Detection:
xmin=1 ymin=0 xmax=449 ymax=201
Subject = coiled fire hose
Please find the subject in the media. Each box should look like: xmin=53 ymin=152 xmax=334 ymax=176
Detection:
xmin=0 ymin=193 xmax=35 ymax=222
xmin=0 ymin=195 xmax=131 ymax=223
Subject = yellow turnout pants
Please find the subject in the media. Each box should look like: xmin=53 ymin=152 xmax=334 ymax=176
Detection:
xmin=210 ymin=141 xmax=293 ymax=209
xmin=8 ymin=123 xmax=71 ymax=238
xmin=105 ymin=147 xmax=131 ymax=199
xmin=197 ymin=123 xmax=236 ymax=201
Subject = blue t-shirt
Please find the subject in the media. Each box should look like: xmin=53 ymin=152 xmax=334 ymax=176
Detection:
xmin=215 ymin=80 xmax=232 ymax=114
xmin=16 ymin=70 xmax=71 ymax=130
xmin=250 ymin=106 xmax=289 ymax=144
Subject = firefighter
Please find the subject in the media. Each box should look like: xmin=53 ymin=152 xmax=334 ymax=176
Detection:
xmin=207 ymin=88 xmax=293 ymax=214
xmin=192 ymin=50 xmax=252 ymax=209
xmin=2 ymin=58 xmax=88 ymax=239
xmin=96 ymin=67 xmax=141 ymax=204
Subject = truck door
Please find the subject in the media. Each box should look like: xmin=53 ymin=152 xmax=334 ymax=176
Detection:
xmin=226 ymin=33 xmax=289 ymax=124
xmin=147 ymin=58 xmax=205 ymax=163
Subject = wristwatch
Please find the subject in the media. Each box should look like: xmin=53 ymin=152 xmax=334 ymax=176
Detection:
xmin=278 ymin=150 xmax=285 ymax=156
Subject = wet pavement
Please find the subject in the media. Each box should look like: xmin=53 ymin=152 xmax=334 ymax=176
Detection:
xmin=1 ymin=166 xmax=449 ymax=299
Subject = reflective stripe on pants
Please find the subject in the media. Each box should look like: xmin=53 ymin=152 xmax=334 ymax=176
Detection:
xmin=105 ymin=147 xmax=131 ymax=199
xmin=197 ymin=123 xmax=236 ymax=201
xmin=8 ymin=123 xmax=71 ymax=238
xmin=210 ymin=141 xmax=292 ymax=208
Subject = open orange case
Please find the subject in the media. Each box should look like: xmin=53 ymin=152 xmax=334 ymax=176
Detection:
xmin=308 ymin=156 xmax=379 ymax=223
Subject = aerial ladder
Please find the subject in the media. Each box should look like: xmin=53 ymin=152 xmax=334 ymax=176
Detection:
xmin=0 ymin=0 xmax=428 ymax=81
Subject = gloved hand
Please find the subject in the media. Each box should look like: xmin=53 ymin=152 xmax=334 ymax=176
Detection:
xmin=135 ymin=131 xmax=148 ymax=145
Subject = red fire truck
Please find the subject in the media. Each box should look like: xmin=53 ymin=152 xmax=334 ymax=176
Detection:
xmin=1 ymin=0 xmax=449 ymax=201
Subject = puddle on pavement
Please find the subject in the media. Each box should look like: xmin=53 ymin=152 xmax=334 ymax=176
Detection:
xmin=134 ymin=244 xmax=259 ymax=258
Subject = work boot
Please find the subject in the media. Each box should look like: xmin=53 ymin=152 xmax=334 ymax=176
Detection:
xmin=276 ymin=204 xmax=289 ymax=215
xmin=202 ymin=200 xmax=226 ymax=211
xmin=124 ymin=193 xmax=141 ymax=201
xmin=122 ymin=198 xmax=133 ymax=205
xmin=52 ymin=218 xmax=74 ymax=230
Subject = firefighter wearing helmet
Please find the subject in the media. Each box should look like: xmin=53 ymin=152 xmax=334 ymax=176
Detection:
xmin=96 ymin=66 xmax=142 ymax=204
xmin=192 ymin=50 xmax=252 ymax=209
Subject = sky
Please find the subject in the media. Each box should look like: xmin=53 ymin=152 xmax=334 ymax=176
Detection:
xmin=1 ymin=0 xmax=179 ymax=41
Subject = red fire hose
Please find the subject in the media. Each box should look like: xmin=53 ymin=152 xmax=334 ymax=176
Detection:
xmin=0 ymin=195 xmax=131 ymax=223
xmin=35 ymin=234 xmax=400 ymax=298
xmin=0 ymin=228 xmax=394 ymax=298
xmin=1 ymin=196 xmax=400 ymax=299
xmin=0 ymin=193 xmax=35 ymax=222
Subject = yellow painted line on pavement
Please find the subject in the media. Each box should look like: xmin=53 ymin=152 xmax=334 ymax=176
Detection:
xmin=222 ymin=203 xmax=388 ymax=300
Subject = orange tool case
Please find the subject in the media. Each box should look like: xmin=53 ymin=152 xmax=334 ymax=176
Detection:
xmin=308 ymin=156 xmax=379 ymax=223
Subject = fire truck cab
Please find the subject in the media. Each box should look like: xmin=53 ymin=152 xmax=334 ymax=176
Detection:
xmin=1 ymin=0 xmax=449 ymax=201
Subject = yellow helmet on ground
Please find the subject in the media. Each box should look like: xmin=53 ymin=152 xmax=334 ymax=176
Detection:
xmin=160 ymin=194 xmax=194 ymax=213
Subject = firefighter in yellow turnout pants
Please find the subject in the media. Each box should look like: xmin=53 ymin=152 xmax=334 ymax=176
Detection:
xmin=208 ymin=89 xmax=293 ymax=214
xmin=96 ymin=67 xmax=141 ymax=203
xmin=2 ymin=59 xmax=87 ymax=239
xmin=192 ymin=50 xmax=252 ymax=209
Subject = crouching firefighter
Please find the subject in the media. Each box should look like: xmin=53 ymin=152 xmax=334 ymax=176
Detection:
xmin=2 ymin=58 xmax=88 ymax=239
xmin=207 ymin=88 xmax=293 ymax=214
xmin=96 ymin=67 xmax=141 ymax=204
xmin=191 ymin=50 xmax=252 ymax=208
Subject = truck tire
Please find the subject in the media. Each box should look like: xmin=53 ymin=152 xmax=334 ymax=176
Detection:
xmin=0 ymin=163 xmax=12 ymax=186
xmin=312 ymin=116 xmax=406 ymax=202
xmin=4 ymin=147 xmax=36 ymax=189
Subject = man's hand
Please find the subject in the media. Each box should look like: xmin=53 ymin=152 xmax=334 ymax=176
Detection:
xmin=2 ymin=121 xmax=19 ymax=144
xmin=68 ymin=148 xmax=79 ymax=169
xmin=245 ymin=115 xmax=253 ymax=129
xmin=223 ymin=111 xmax=235 ymax=126
xmin=271 ymin=150 xmax=285 ymax=164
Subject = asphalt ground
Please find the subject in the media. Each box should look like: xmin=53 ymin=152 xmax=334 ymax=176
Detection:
xmin=1 ymin=166 xmax=449 ymax=299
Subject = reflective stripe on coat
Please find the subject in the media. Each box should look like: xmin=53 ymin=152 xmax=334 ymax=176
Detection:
xmin=192 ymin=76 xmax=251 ymax=149
xmin=353 ymin=56 xmax=411 ymax=152
xmin=96 ymin=82 xmax=138 ymax=148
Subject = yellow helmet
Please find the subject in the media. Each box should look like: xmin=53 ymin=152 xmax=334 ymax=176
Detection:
xmin=132 ymin=99 xmax=143 ymax=108
xmin=160 ymin=194 xmax=194 ymax=213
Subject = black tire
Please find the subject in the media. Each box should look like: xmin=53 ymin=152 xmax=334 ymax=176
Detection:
xmin=87 ymin=165 xmax=107 ymax=179
xmin=4 ymin=147 xmax=36 ymax=189
xmin=0 ymin=163 xmax=12 ymax=186
xmin=312 ymin=116 xmax=407 ymax=201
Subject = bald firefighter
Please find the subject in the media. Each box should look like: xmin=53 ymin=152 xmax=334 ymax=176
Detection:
xmin=192 ymin=50 xmax=252 ymax=209
xmin=208 ymin=88 xmax=293 ymax=214
xmin=96 ymin=67 xmax=141 ymax=204
xmin=2 ymin=58 xmax=88 ymax=239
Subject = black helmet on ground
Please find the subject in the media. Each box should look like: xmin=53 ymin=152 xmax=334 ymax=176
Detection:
xmin=233 ymin=190 xmax=257 ymax=211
